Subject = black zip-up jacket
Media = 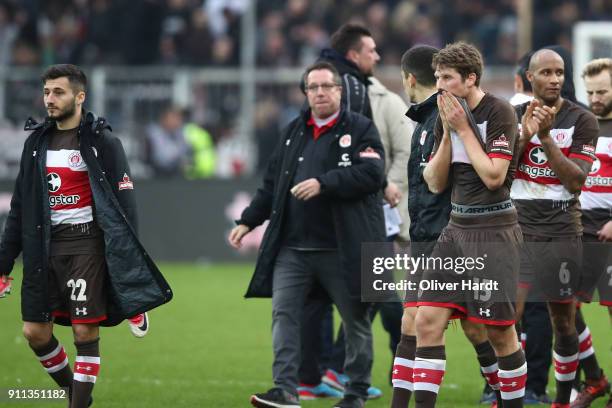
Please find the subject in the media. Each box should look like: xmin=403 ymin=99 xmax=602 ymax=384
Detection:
xmin=406 ymin=93 xmax=452 ymax=242
xmin=0 ymin=112 xmax=172 ymax=325
xmin=317 ymin=48 xmax=372 ymax=119
xmin=239 ymin=107 xmax=386 ymax=298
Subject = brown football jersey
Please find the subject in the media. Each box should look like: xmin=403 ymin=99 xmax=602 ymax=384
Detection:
xmin=511 ymin=100 xmax=599 ymax=237
xmin=434 ymin=93 xmax=519 ymax=207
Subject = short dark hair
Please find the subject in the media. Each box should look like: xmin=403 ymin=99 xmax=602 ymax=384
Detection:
xmin=41 ymin=64 xmax=87 ymax=93
xmin=303 ymin=61 xmax=341 ymax=86
xmin=432 ymin=42 xmax=483 ymax=86
xmin=330 ymin=24 xmax=372 ymax=56
xmin=401 ymin=45 xmax=439 ymax=87
xmin=516 ymin=51 xmax=533 ymax=93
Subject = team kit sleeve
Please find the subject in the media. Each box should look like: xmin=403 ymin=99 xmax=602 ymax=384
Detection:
xmin=104 ymin=135 xmax=139 ymax=233
xmin=568 ymin=112 xmax=599 ymax=163
xmin=485 ymin=101 xmax=518 ymax=161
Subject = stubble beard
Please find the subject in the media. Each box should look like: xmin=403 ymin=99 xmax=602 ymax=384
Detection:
xmin=49 ymin=99 xmax=77 ymax=122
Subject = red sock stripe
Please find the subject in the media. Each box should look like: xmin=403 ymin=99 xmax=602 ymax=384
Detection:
xmin=579 ymin=334 xmax=593 ymax=353
xmin=40 ymin=347 xmax=67 ymax=369
xmin=413 ymin=368 xmax=444 ymax=385
xmin=553 ymin=358 xmax=579 ymax=375
xmin=483 ymin=371 xmax=500 ymax=389
xmin=392 ymin=364 xmax=413 ymax=381
xmin=499 ymin=373 xmax=527 ymax=393
xmin=74 ymin=362 xmax=100 ymax=377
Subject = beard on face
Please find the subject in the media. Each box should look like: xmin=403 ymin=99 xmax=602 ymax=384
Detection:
xmin=590 ymin=100 xmax=612 ymax=117
xmin=48 ymin=98 xmax=77 ymax=122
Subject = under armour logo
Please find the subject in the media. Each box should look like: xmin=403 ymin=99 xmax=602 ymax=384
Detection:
xmin=76 ymin=365 xmax=92 ymax=372
xmin=500 ymin=381 xmax=517 ymax=387
xmin=75 ymin=307 xmax=88 ymax=316
xmin=393 ymin=369 xmax=399 ymax=375
xmin=479 ymin=308 xmax=491 ymax=317
xmin=559 ymin=288 xmax=573 ymax=296
xmin=558 ymin=365 xmax=567 ymax=370
xmin=414 ymin=372 xmax=427 ymax=378
xmin=45 ymin=361 xmax=53 ymax=366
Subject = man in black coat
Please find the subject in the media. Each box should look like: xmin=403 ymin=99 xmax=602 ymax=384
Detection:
xmin=317 ymin=24 xmax=376 ymax=120
xmin=0 ymin=64 xmax=172 ymax=408
xmin=302 ymin=25 xmax=400 ymax=399
xmin=229 ymin=61 xmax=386 ymax=408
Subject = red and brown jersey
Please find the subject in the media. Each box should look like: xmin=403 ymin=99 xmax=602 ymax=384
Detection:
xmin=46 ymin=127 xmax=94 ymax=225
xmin=580 ymin=118 xmax=612 ymax=236
xmin=46 ymin=127 xmax=104 ymax=255
xmin=434 ymin=93 xmax=519 ymax=209
xmin=511 ymin=100 xmax=599 ymax=236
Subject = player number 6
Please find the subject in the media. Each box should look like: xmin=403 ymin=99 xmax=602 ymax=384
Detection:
xmin=558 ymin=262 xmax=570 ymax=285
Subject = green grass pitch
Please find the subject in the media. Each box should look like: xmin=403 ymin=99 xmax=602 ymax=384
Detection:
xmin=1 ymin=263 xmax=610 ymax=407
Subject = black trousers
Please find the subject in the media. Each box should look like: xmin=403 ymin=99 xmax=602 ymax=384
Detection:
xmin=299 ymin=295 xmax=402 ymax=385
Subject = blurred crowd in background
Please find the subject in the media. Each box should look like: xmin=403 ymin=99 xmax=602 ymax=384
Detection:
xmin=0 ymin=0 xmax=611 ymax=179
xmin=2 ymin=0 xmax=612 ymax=67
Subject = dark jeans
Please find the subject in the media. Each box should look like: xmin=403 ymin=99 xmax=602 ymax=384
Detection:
xmin=272 ymin=248 xmax=373 ymax=399
xmin=299 ymin=294 xmax=402 ymax=385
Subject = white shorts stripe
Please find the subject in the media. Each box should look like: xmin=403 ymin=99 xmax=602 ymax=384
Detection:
xmin=413 ymin=382 xmax=440 ymax=393
xmin=555 ymin=372 xmax=577 ymax=382
xmin=579 ymin=348 xmax=595 ymax=360
xmin=38 ymin=344 xmax=62 ymax=361
xmin=578 ymin=328 xmax=591 ymax=343
xmin=414 ymin=358 xmax=446 ymax=371
xmin=46 ymin=357 xmax=68 ymax=373
xmin=498 ymin=363 xmax=527 ymax=378
xmin=75 ymin=356 xmax=101 ymax=364
xmin=73 ymin=373 xmax=97 ymax=384
xmin=481 ymin=362 xmax=499 ymax=374
xmin=394 ymin=357 xmax=414 ymax=367
xmin=553 ymin=352 xmax=578 ymax=363
xmin=501 ymin=389 xmax=526 ymax=400
xmin=392 ymin=379 xmax=414 ymax=391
